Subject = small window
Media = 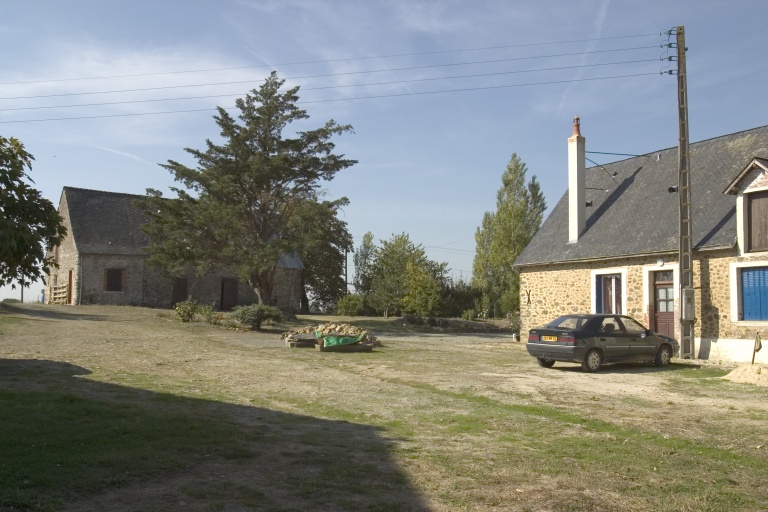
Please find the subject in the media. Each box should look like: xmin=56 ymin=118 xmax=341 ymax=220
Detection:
xmin=596 ymin=274 xmax=623 ymax=314
xmin=105 ymin=269 xmax=125 ymax=292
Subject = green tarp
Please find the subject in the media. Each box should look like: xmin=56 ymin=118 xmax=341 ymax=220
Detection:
xmin=316 ymin=331 xmax=365 ymax=347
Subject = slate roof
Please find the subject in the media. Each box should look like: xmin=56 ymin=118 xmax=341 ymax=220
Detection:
xmin=514 ymin=124 xmax=768 ymax=267
xmin=63 ymin=187 xmax=150 ymax=255
xmin=61 ymin=187 xmax=304 ymax=269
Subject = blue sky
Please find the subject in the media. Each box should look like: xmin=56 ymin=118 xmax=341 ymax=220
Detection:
xmin=2 ymin=0 xmax=768 ymax=301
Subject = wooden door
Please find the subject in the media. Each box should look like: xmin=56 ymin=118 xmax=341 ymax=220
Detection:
xmin=171 ymin=278 xmax=188 ymax=307
xmin=67 ymin=270 xmax=73 ymax=305
xmin=220 ymin=278 xmax=238 ymax=310
xmin=653 ymin=271 xmax=674 ymax=337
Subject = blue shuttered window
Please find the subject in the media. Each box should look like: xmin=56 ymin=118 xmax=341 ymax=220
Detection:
xmin=742 ymin=267 xmax=768 ymax=321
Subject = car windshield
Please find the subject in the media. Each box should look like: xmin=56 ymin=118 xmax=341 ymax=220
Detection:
xmin=547 ymin=316 xmax=589 ymax=330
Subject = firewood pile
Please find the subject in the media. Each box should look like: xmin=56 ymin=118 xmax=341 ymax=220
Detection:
xmin=282 ymin=323 xmax=380 ymax=347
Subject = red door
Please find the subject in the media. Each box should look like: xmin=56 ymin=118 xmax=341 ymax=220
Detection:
xmin=653 ymin=271 xmax=674 ymax=337
xmin=67 ymin=270 xmax=73 ymax=304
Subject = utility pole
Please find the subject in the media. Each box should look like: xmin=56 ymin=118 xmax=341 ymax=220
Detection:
xmin=675 ymin=26 xmax=696 ymax=359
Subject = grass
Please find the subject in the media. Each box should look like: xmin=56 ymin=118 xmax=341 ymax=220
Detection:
xmin=1 ymin=304 xmax=767 ymax=511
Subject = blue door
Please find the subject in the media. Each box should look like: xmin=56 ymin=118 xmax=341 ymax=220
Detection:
xmin=742 ymin=267 xmax=768 ymax=321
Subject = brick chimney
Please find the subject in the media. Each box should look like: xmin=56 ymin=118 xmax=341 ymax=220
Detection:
xmin=568 ymin=116 xmax=586 ymax=243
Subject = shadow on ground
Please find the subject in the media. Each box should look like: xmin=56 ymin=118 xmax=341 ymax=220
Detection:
xmin=0 ymin=359 xmax=431 ymax=512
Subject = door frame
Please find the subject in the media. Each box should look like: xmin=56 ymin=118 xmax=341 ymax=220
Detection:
xmin=643 ymin=262 xmax=679 ymax=338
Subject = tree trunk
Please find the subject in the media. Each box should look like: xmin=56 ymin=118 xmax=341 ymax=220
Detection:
xmin=299 ymin=273 xmax=310 ymax=314
xmin=248 ymin=268 xmax=274 ymax=305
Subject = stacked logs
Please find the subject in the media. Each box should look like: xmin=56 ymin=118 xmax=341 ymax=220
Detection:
xmin=282 ymin=323 xmax=380 ymax=347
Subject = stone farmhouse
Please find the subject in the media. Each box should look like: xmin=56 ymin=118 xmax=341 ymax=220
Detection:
xmin=45 ymin=187 xmax=303 ymax=311
xmin=514 ymin=119 xmax=768 ymax=364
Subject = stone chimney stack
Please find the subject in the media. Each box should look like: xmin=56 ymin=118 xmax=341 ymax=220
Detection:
xmin=568 ymin=116 xmax=586 ymax=243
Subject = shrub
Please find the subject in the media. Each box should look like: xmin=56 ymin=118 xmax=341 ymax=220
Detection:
xmin=231 ymin=304 xmax=282 ymax=330
xmin=335 ymin=294 xmax=364 ymax=316
xmin=461 ymin=309 xmax=476 ymax=321
xmin=174 ymin=298 xmax=200 ymax=323
xmin=198 ymin=303 xmax=221 ymax=325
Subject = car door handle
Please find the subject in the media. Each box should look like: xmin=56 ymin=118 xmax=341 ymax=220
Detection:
xmin=599 ymin=338 xmax=607 ymax=342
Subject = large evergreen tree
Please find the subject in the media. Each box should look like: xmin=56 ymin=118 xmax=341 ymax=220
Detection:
xmin=142 ymin=72 xmax=356 ymax=305
xmin=472 ymin=153 xmax=546 ymax=317
xmin=0 ymin=136 xmax=66 ymax=289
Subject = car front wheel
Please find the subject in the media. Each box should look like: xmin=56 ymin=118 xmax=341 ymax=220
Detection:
xmin=537 ymin=357 xmax=555 ymax=368
xmin=655 ymin=345 xmax=672 ymax=366
xmin=582 ymin=349 xmax=603 ymax=372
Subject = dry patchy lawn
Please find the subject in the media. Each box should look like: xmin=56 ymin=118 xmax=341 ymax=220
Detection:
xmin=1 ymin=303 xmax=767 ymax=511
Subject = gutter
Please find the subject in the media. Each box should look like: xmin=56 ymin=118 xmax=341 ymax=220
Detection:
xmin=514 ymin=242 xmax=736 ymax=269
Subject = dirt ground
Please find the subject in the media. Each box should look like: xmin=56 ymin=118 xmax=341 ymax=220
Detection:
xmin=2 ymin=303 xmax=768 ymax=511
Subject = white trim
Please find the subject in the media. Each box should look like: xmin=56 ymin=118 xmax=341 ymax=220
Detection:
xmin=736 ymin=193 xmax=745 ymax=256
xmin=729 ymin=260 xmax=768 ymax=323
xmin=642 ymin=262 xmax=679 ymax=326
xmin=591 ymin=267 xmax=628 ymax=314
xmin=737 ymin=187 xmax=768 ymax=256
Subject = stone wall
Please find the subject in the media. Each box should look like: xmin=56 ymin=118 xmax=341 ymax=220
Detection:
xmin=518 ymin=249 xmax=768 ymax=363
xmin=45 ymin=192 xmax=78 ymax=304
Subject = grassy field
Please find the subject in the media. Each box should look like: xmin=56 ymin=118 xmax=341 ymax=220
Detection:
xmin=1 ymin=303 xmax=767 ymax=511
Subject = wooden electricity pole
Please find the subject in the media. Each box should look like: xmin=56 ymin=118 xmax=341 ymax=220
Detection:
xmin=675 ymin=26 xmax=696 ymax=359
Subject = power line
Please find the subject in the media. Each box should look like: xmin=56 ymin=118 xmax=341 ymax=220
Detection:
xmin=0 ymin=33 xmax=660 ymax=86
xmin=0 ymin=72 xmax=660 ymax=124
xmin=0 ymin=45 xmax=658 ymax=101
xmin=1 ymin=58 xmax=659 ymax=113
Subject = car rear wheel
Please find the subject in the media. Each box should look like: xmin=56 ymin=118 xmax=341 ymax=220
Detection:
xmin=537 ymin=357 xmax=555 ymax=368
xmin=582 ymin=349 xmax=603 ymax=372
xmin=655 ymin=345 xmax=672 ymax=366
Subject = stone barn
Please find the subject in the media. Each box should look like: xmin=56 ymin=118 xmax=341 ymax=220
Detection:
xmin=46 ymin=187 xmax=303 ymax=311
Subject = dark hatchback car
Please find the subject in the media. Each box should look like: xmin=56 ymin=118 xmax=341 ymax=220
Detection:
xmin=526 ymin=314 xmax=680 ymax=372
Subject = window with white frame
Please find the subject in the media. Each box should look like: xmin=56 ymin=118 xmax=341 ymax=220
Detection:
xmin=592 ymin=268 xmax=627 ymax=314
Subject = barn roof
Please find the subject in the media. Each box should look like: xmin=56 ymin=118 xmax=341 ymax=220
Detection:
xmin=61 ymin=187 xmax=304 ymax=269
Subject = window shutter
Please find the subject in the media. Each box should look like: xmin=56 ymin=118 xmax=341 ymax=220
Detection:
xmin=748 ymin=190 xmax=768 ymax=252
xmin=742 ymin=267 xmax=768 ymax=321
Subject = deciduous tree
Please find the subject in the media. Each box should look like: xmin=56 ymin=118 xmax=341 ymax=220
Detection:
xmin=0 ymin=136 xmax=66 ymax=289
xmin=289 ymin=197 xmax=352 ymax=312
xmin=369 ymin=233 xmax=447 ymax=317
xmin=472 ymin=153 xmax=546 ymax=317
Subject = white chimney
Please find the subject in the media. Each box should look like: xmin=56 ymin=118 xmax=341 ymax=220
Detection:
xmin=568 ymin=116 xmax=586 ymax=243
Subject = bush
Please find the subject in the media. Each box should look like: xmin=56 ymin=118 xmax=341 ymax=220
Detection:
xmin=335 ymin=294 xmax=364 ymax=316
xmin=231 ymin=304 xmax=282 ymax=330
xmin=199 ymin=303 xmax=222 ymax=325
xmin=461 ymin=309 xmax=476 ymax=321
xmin=174 ymin=298 xmax=200 ymax=323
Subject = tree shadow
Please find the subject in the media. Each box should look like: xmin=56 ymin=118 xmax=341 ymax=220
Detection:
xmin=0 ymin=359 xmax=431 ymax=511
xmin=0 ymin=303 xmax=112 ymax=322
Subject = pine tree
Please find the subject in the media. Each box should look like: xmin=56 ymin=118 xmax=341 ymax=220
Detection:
xmin=141 ymin=72 xmax=356 ymax=305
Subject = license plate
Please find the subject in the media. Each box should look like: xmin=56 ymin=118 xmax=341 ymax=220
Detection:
xmin=542 ymin=335 xmax=558 ymax=341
